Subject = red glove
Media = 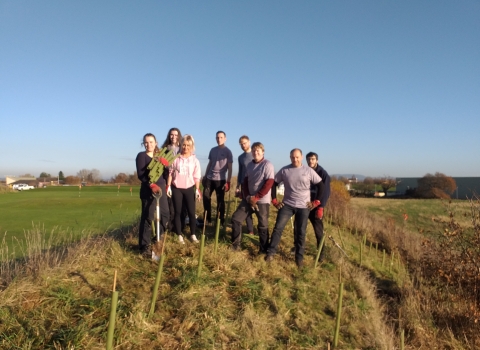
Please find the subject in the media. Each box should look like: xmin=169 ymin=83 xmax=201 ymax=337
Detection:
xmin=306 ymin=200 xmax=321 ymax=210
xmin=150 ymin=183 xmax=161 ymax=194
xmin=223 ymin=181 xmax=231 ymax=192
xmin=271 ymin=198 xmax=284 ymax=209
xmin=158 ymin=157 xmax=169 ymax=166
xmin=316 ymin=207 xmax=324 ymax=219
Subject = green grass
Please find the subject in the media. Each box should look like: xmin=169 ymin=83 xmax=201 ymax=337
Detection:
xmin=350 ymin=197 xmax=472 ymax=236
xmin=0 ymin=186 xmax=141 ymax=257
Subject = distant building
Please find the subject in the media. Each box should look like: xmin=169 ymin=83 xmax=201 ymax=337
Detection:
xmin=6 ymin=175 xmax=36 ymax=186
xmin=396 ymin=177 xmax=480 ymax=199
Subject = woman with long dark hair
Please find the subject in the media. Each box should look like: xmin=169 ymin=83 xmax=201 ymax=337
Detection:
xmin=135 ymin=133 xmax=169 ymax=257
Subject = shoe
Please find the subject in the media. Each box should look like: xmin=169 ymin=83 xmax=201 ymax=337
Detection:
xmin=152 ymin=251 xmax=160 ymax=262
xmin=178 ymin=235 xmax=185 ymax=244
xmin=265 ymin=255 xmax=274 ymax=263
xmin=231 ymin=245 xmax=240 ymax=251
xmin=290 ymin=247 xmax=295 ymax=255
xmin=296 ymin=259 xmax=304 ymax=269
xmin=258 ymin=249 xmax=266 ymax=255
xmin=190 ymin=234 xmax=199 ymax=243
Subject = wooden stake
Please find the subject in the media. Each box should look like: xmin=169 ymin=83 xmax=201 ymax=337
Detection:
xmin=333 ymin=282 xmax=344 ymax=348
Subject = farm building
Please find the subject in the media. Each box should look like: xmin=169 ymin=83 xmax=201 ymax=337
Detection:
xmin=396 ymin=177 xmax=480 ymax=199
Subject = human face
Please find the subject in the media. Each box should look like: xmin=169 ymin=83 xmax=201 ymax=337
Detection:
xmin=144 ymin=136 xmax=157 ymax=154
xmin=307 ymin=156 xmax=318 ymax=169
xmin=216 ymin=133 xmax=226 ymax=146
xmin=252 ymin=147 xmax=264 ymax=162
xmin=181 ymin=141 xmax=193 ymax=156
xmin=169 ymin=130 xmax=179 ymax=146
xmin=290 ymin=150 xmax=302 ymax=167
xmin=239 ymin=138 xmax=250 ymax=152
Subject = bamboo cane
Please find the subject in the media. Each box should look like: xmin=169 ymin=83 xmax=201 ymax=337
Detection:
xmin=214 ymin=212 xmax=220 ymax=255
xmin=197 ymin=232 xmax=206 ymax=278
xmin=382 ymin=249 xmax=386 ymax=267
xmin=314 ymin=235 xmax=326 ymax=268
xmin=106 ymin=271 xmax=118 ymax=350
xmin=148 ymin=254 xmax=166 ymax=318
xmin=333 ymin=282 xmax=344 ymax=348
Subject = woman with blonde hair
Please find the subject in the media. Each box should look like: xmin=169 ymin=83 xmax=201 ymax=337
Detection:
xmin=167 ymin=134 xmax=202 ymax=244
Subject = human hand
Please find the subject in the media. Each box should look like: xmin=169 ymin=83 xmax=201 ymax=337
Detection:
xmin=316 ymin=207 xmax=324 ymax=219
xmin=150 ymin=184 xmax=161 ymax=195
xmin=306 ymin=200 xmax=321 ymax=210
xmin=166 ymin=185 xmax=172 ymax=197
xmin=271 ymin=198 xmax=284 ymax=210
xmin=235 ymin=189 xmax=241 ymax=198
xmin=195 ymin=188 xmax=202 ymax=201
xmin=223 ymin=181 xmax=231 ymax=192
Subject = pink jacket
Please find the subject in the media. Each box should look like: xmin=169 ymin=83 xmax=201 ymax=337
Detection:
xmin=169 ymin=154 xmax=201 ymax=189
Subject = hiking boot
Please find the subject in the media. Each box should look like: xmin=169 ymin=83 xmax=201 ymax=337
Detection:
xmin=178 ymin=235 xmax=185 ymax=244
xmin=265 ymin=255 xmax=274 ymax=263
xmin=230 ymin=244 xmax=240 ymax=251
xmin=190 ymin=234 xmax=199 ymax=243
xmin=152 ymin=251 xmax=160 ymax=262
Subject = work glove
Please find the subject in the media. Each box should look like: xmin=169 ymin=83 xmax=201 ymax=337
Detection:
xmin=306 ymin=200 xmax=321 ymax=210
xmin=271 ymin=198 xmax=284 ymax=210
xmin=158 ymin=157 xmax=169 ymax=167
xmin=316 ymin=207 xmax=324 ymax=219
xmin=223 ymin=181 xmax=231 ymax=192
xmin=195 ymin=188 xmax=202 ymax=201
xmin=166 ymin=185 xmax=172 ymax=197
xmin=150 ymin=183 xmax=161 ymax=195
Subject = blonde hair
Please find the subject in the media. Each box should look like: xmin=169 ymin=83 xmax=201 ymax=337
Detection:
xmin=251 ymin=142 xmax=264 ymax=153
xmin=180 ymin=134 xmax=195 ymax=153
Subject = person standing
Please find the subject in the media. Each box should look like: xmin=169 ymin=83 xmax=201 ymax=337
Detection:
xmin=202 ymin=131 xmax=233 ymax=225
xmin=291 ymin=152 xmax=331 ymax=261
xmin=166 ymin=135 xmax=202 ymax=244
xmin=265 ymin=149 xmax=324 ymax=268
xmin=231 ymin=142 xmax=274 ymax=253
xmin=161 ymin=128 xmax=183 ymax=230
xmin=236 ymin=135 xmax=254 ymax=235
xmin=135 ymin=133 xmax=169 ymax=257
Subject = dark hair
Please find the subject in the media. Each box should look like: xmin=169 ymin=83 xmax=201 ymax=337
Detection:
xmin=306 ymin=152 xmax=318 ymax=160
xmin=239 ymin=135 xmax=249 ymax=142
xmin=142 ymin=133 xmax=160 ymax=154
xmin=161 ymin=128 xmax=182 ymax=148
xmin=290 ymin=148 xmax=302 ymax=156
xmin=216 ymin=130 xmax=226 ymax=137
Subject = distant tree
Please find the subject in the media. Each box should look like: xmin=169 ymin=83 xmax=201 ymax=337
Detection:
xmin=64 ymin=176 xmax=81 ymax=185
xmin=416 ymin=172 xmax=456 ymax=199
xmin=128 ymin=172 xmax=141 ymax=185
xmin=363 ymin=177 xmax=374 ymax=185
xmin=39 ymin=172 xmax=51 ymax=178
xmin=20 ymin=173 xmax=34 ymax=177
xmin=58 ymin=171 xmax=65 ymax=180
xmin=113 ymin=173 xmax=128 ymax=183
xmin=375 ymin=176 xmax=397 ymax=197
xmin=77 ymin=169 xmax=90 ymax=181
xmin=338 ymin=176 xmax=349 ymax=185
xmin=87 ymin=169 xmax=101 ymax=183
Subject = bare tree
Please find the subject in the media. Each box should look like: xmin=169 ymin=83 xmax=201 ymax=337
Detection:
xmin=375 ymin=176 xmax=397 ymax=197
xmin=77 ymin=169 xmax=90 ymax=181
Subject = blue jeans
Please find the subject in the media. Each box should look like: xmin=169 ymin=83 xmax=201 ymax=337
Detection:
xmin=267 ymin=204 xmax=310 ymax=262
xmin=231 ymin=200 xmax=270 ymax=252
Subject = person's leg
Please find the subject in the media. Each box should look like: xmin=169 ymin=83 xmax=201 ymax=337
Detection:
xmin=159 ymin=189 xmax=169 ymax=237
xmin=167 ymin=196 xmax=175 ymax=231
xmin=310 ymin=210 xmax=325 ymax=260
xmin=231 ymin=200 xmax=250 ymax=249
xmin=202 ymin=178 xmax=213 ymax=223
xmin=266 ymin=205 xmax=294 ymax=257
xmin=256 ymin=203 xmax=270 ymax=253
xmin=171 ymin=186 xmax=184 ymax=237
xmin=246 ymin=211 xmax=254 ymax=234
xmin=139 ymin=197 xmax=155 ymax=253
xmin=214 ymin=180 xmax=226 ymax=224
xmin=294 ymin=208 xmax=310 ymax=265
xmin=183 ymin=186 xmax=197 ymax=239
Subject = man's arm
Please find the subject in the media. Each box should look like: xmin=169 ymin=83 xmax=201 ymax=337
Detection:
xmin=227 ymin=162 xmax=232 ymax=182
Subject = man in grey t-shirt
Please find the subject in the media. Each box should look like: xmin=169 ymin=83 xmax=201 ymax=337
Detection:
xmin=235 ymin=135 xmax=254 ymax=235
xmin=202 ymin=131 xmax=233 ymax=225
xmin=266 ymin=148 xmax=324 ymax=268
xmin=231 ymin=142 xmax=274 ymax=253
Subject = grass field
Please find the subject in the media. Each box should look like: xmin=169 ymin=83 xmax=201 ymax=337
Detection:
xmin=0 ymin=186 xmax=141 ymax=257
xmin=350 ymin=197 xmax=473 ymax=236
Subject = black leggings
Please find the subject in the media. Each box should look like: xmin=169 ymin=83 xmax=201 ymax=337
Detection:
xmin=171 ymin=185 xmax=196 ymax=236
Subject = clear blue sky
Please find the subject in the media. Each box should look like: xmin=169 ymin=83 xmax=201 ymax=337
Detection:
xmin=1 ymin=1 xmax=479 ymax=180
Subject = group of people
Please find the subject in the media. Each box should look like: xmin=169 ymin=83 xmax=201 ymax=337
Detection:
xmin=135 ymin=129 xmax=330 ymax=268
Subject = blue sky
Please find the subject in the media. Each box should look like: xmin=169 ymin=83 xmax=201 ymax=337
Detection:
xmin=1 ymin=1 xmax=479 ymax=180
